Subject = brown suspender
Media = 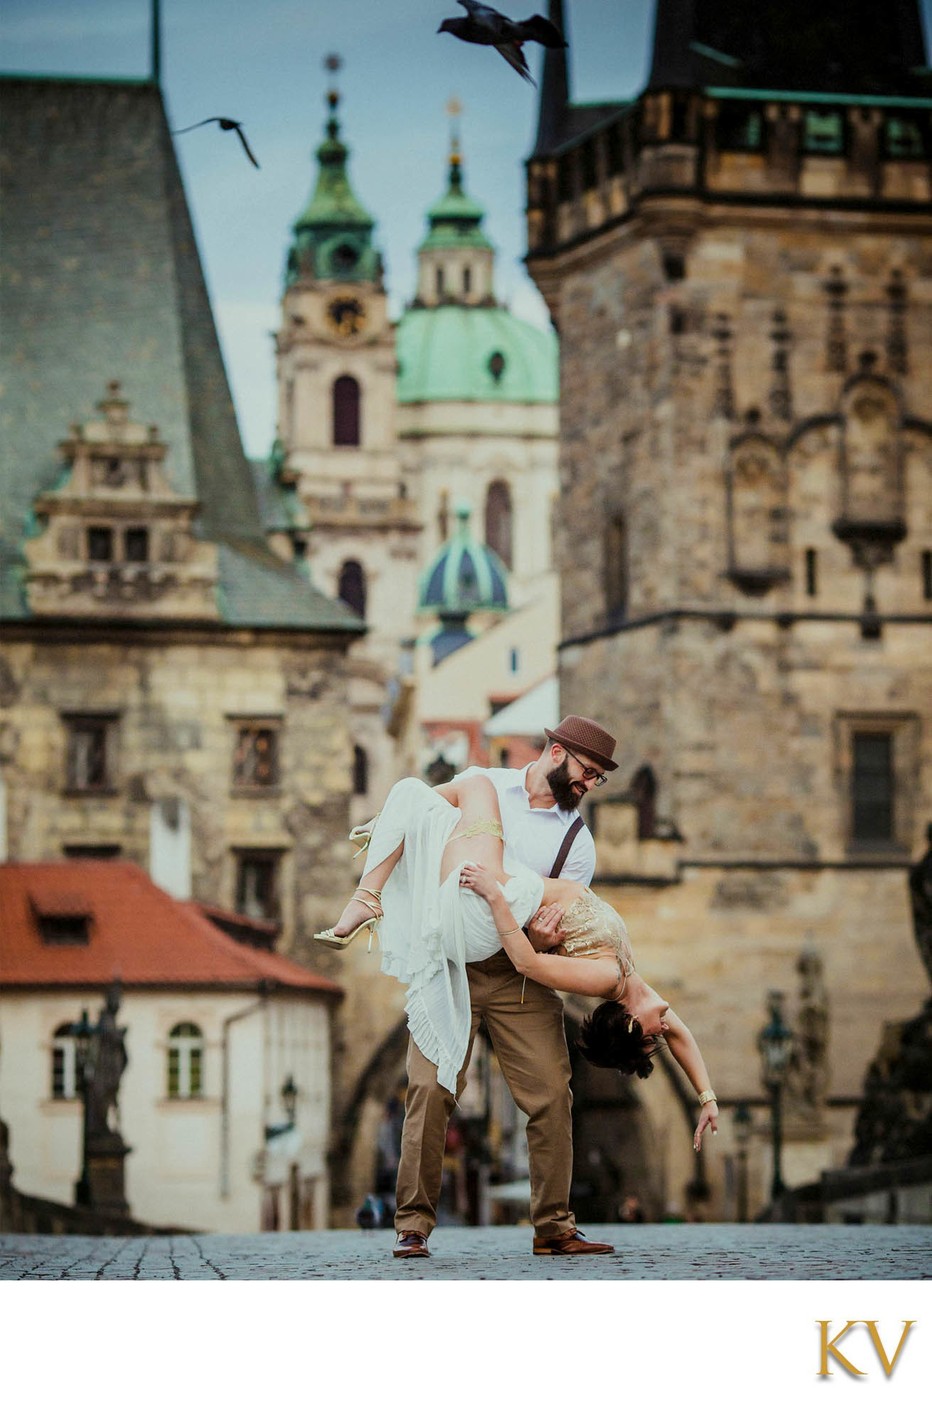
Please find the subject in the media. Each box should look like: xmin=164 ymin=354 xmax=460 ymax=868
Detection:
xmin=548 ymin=816 xmax=584 ymax=878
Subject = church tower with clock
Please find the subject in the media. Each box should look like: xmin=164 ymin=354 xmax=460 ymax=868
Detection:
xmin=273 ymin=73 xmax=421 ymax=817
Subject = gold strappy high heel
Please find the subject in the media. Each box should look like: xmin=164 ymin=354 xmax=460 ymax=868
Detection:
xmin=314 ymin=887 xmax=382 ymax=952
xmin=349 ymin=816 xmax=378 ymax=859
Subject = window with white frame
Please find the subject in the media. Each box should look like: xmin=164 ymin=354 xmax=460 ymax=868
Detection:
xmin=167 ymin=1022 xmax=204 ymax=1099
xmin=51 ymin=1023 xmax=79 ymax=1100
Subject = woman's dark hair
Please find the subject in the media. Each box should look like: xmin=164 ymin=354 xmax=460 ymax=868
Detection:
xmin=576 ymin=1001 xmax=660 ymax=1079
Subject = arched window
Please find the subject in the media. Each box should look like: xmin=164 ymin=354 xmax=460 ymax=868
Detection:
xmin=332 ymin=375 xmax=361 ymax=447
xmin=604 ymin=513 xmax=629 ymax=623
xmin=484 ymin=480 xmax=513 ymax=569
xmin=167 ymin=1022 xmax=204 ymax=1100
xmin=51 ymin=1024 xmax=78 ymax=1100
xmin=338 ymin=559 xmax=366 ymax=617
xmin=353 ymin=744 xmax=369 ymax=796
xmin=630 ymin=764 xmax=658 ymax=840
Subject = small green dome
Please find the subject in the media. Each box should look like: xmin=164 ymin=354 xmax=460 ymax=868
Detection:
xmin=419 ymin=502 xmax=509 ymax=615
xmin=397 ymin=306 xmax=557 ymax=404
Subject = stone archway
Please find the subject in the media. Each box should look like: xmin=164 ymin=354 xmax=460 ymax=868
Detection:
xmin=564 ymin=1007 xmax=656 ymax=1223
xmin=329 ymin=1017 xmax=410 ymax=1225
xmin=564 ymin=1003 xmax=707 ymax=1223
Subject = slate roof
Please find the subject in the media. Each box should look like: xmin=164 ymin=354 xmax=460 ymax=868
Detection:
xmin=0 ymin=861 xmax=342 ymax=996
xmin=0 ymin=76 xmax=362 ymax=635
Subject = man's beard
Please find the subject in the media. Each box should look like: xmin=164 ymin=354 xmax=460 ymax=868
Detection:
xmin=546 ymin=756 xmax=585 ymax=813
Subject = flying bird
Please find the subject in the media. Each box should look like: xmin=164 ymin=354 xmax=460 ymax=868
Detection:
xmin=438 ymin=1 xmax=567 ymax=85
xmin=172 ymin=117 xmax=260 ymax=168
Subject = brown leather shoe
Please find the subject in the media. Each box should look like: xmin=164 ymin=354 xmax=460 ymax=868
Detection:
xmin=533 ymin=1228 xmax=614 ymax=1257
xmin=393 ymin=1230 xmax=430 ymax=1259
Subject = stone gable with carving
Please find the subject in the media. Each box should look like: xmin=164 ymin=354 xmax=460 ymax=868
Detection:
xmin=24 ymin=382 xmax=219 ymax=622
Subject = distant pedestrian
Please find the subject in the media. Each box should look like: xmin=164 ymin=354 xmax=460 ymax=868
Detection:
xmin=355 ymin=1193 xmax=385 ymax=1229
xmin=619 ymin=1192 xmax=645 ymax=1223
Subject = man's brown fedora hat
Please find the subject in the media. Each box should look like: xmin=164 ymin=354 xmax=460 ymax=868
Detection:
xmin=544 ymin=715 xmax=618 ymax=772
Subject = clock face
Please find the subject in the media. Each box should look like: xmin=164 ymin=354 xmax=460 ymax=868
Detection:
xmin=327 ymin=296 xmax=367 ymax=338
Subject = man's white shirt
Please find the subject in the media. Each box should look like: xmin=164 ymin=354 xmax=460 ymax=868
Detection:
xmin=453 ymin=765 xmax=595 ymax=885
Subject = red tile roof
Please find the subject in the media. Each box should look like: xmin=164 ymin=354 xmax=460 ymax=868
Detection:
xmin=0 ymin=862 xmax=342 ymax=997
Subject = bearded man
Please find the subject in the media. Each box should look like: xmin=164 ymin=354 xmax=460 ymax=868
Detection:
xmin=392 ymin=714 xmax=619 ymax=1260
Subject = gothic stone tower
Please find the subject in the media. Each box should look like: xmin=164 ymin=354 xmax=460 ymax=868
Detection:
xmin=525 ymin=2 xmax=932 ymax=1219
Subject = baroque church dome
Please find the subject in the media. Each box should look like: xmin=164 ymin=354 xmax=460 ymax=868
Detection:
xmin=397 ymin=306 xmax=557 ymax=404
xmin=419 ymin=502 xmax=508 ymax=616
xmin=396 ymin=137 xmax=557 ymax=405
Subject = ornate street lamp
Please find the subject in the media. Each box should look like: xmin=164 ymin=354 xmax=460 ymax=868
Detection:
xmin=757 ymin=990 xmax=794 ymax=1202
xmin=281 ymin=1074 xmax=298 ymax=1127
xmin=732 ymin=1101 xmax=752 ymax=1222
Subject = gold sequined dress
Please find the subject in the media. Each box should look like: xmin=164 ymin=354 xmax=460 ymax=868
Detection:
xmin=559 ymin=889 xmax=635 ymax=995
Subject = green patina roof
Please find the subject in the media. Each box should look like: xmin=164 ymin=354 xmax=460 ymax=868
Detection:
xmin=419 ymin=148 xmax=493 ymax=253
xmin=397 ymin=306 xmax=558 ymax=404
xmin=0 ymin=76 xmax=361 ymax=636
xmin=286 ymin=89 xmax=382 ymax=287
xmin=706 ymin=86 xmax=932 ymax=108
xmin=419 ymin=503 xmax=508 ymax=614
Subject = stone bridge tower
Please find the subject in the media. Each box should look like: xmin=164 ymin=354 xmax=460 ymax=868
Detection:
xmin=524 ymin=1 xmax=932 ymax=1220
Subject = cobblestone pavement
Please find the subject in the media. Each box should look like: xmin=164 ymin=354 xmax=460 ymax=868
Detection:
xmin=1 ymin=1223 xmax=930 ymax=1281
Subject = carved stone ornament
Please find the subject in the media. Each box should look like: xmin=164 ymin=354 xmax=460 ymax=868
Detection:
xmin=24 ymin=381 xmax=219 ymax=621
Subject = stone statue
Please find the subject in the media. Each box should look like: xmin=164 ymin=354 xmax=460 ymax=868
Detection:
xmin=84 ymin=982 xmax=129 ymax=1143
xmin=787 ymin=948 xmax=829 ymax=1118
xmin=846 ymin=837 xmax=932 ymax=1167
xmin=908 ymin=822 xmax=932 ymax=985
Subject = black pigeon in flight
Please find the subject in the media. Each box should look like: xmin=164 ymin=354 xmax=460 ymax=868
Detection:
xmin=438 ymin=1 xmax=567 ymax=85
xmin=172 ymin=117 xmax=260 ymax=168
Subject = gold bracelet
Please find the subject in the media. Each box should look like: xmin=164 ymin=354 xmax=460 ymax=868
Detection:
xmin=499 ymin=926 xmax=523 ymax=936
xmin=697 ymin=1090 xmax=717 ymax=1106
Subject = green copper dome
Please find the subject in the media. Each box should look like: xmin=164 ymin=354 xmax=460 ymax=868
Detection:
xmin=286 ymin=88 xmax=382 ymax=287
xmin=419 ymin=502 xmax=509 ymax=615
xmin=397 ymin=306 xmax=557 ymax=404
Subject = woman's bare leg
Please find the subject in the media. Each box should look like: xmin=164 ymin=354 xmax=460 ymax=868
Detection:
xmin=330 ymin=775 xmax=503 ymax=938
xmin=440 ymin=774 xmax=509 ymax=884
xmin=329 ymin=841 xmax=404 ymax=937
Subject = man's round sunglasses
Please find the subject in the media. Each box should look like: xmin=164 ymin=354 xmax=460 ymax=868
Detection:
xmin=559 ymin=745 xmax=608 ymax=788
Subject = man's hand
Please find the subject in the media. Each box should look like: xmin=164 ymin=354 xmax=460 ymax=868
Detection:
xmin=526 ymin=903 xmax=565 ymax=951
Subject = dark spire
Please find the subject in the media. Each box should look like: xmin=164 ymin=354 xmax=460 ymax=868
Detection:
xmin=647 ymin=0 xmax=699 ymax=90
xmin=151 ymin=0 xmax=161 ymax=86
xmin=532 ymin=0 xmax=570 ymax=156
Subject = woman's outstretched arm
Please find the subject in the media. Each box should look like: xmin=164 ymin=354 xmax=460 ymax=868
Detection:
xmin=662 ymin=1011 xmax=719 ymax=1151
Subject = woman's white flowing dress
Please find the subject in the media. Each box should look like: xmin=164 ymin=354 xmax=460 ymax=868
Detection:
xmin=362 ymin=778 xmax=544 ymax=1094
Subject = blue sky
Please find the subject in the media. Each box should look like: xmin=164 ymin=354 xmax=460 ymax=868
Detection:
xmin=2 ymin=1 xmax=930 ymax=458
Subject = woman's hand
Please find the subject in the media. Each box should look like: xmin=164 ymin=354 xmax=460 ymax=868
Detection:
xmin=458 ymin=860 xmax=504 ymax=904
xmin=693 ymin=1100 xmax=719 ymax=1153
xmin=527 ymin=903 xmax=566 ymax=951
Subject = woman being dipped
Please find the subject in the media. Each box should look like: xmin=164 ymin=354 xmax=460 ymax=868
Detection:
xmin=318 ymin=771 xmax=719 ymax=1151
xmin=457 ymin=854 xmax=719 ymax=1154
